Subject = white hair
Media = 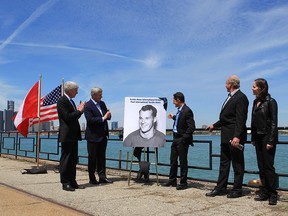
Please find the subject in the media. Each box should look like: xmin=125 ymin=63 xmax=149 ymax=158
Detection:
xmin=91 ymin=87 xmax=102 ymax=96
xmin=64 ymin=81 xmax=79 ymax=93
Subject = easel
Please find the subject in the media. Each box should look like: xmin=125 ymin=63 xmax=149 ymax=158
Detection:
xmin=128 ymin=147 xmax=159 ymax=186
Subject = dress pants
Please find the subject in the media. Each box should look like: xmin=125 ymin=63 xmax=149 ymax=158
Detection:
xmin=169 ymin=137 xmax=189 ymax=184
xmin=87 ymin=137 xmax=108 ymax=181
xmin=216 ymin=143 xmax=244 ymax=191
xmin=60 ymin=141 xmax=78 ymax=185
xmin=254 ymin=134 xmax=278 ymax=195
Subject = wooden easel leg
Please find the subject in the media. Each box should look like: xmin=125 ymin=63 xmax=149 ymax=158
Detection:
xmin=128 ymin=147 xmax=134 ymax=186
xmin=154 ymin=147 xmax=159 ymax=186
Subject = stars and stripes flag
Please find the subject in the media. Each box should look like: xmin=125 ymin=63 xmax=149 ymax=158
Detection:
xmin=31 ymin=85 xmax=62 ymax=126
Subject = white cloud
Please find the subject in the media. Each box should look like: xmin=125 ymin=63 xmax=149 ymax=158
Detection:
xmin=0 ymin=0 xmax=57 ymax=51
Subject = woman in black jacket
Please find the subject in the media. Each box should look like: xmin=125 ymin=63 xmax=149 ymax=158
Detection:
xmin=251 ymin=78 xmax=278 ymax=205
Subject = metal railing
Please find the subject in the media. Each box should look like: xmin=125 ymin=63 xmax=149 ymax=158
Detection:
xmin=1 ymin=128 xmax=287 ymax=190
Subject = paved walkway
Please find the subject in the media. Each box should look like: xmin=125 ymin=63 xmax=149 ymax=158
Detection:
xmin=0 ymin=156 xmax=288 ymax=216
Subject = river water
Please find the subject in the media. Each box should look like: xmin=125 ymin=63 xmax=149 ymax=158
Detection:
xmin=2 ymin=134 xmax=288 ymax=188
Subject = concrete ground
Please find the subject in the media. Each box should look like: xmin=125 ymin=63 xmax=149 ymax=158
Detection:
xmin=0 ymin=156 xmax=288 ymax=216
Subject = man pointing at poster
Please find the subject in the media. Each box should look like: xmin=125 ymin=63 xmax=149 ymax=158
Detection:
xmin=163 ymin=92 xmax=195 ymax=190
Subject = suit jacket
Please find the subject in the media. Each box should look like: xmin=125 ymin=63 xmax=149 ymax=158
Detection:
xmin=57 ymin=96 xmax=82 ymax=143
xmin=214 ymin=90 xmax=249 ymax=144
xmin=173 ymin=104 xmax=195 ymax=145
xmin=84 ymin=99 xmax=111 ymax=142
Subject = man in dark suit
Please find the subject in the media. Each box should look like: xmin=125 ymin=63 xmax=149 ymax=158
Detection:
xmin=57 ymin=81 xmax=86 ymax=191
xmin=84 ymin=87 xmax=112 ymax=184
xmin=163 ymin=92 xmax=195 ymax=190
xmin=206 ymin=75 xmax=249 ymax=198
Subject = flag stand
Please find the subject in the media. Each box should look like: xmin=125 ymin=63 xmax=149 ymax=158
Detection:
xmin=32 ymin=75 xmax=46 ymax=172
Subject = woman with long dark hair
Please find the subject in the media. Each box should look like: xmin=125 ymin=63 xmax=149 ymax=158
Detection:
xmin=251 ymin=78 xmax=278 ymax=205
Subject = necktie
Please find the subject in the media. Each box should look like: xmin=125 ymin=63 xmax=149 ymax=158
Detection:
xmin=222 ymin=93 xmax=231 ymax=110
xmin=96 ymin=103 xmax=103 ymax=116
xmin=70 ymin=99 xmax=76 ymax=110
xmin=173 ymin=109 xmax=180 ymax=133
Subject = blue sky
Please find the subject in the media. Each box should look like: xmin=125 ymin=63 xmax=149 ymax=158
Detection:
xmin=1 ymin=0 xmax=288 ymax=129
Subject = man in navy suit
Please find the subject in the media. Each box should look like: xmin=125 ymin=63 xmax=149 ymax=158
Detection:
xmin=57 ymin=81 xmax=86 ymax=191
xmin=206 ymin=75 xmax=249 ymax=198
xmin=163 ymin=92 xmax=195 ymax=190
xmin=84 ymin=87 xmax=112 ymax=184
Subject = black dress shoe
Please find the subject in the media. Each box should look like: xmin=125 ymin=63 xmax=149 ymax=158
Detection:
xmin=269 ymin=194 xmax=277 ymax=205
xmin=227 ymin=191 xmax=242 ymax=198
xmin=205 ymin=188 xmax=226 ymax=197
xmin=89 ymin=180 xmax=99 ymax=185
xmin=176 ymin=184 xmax=188 ymax=190
xmin=62 ymin=184 xmax=75 ymax=192
xmin=162 ymin=181 xmax=177 ymax=187
xmin=72 ymin=184 xmax=85 ymax=189
xmin=99 ymin=178 xmax=113 ymax=184
xmin=254 ymin=193 xmax=269 ymax=201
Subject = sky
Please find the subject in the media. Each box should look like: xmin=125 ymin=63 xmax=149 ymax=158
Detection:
xmin=0 ymin=0 xmax=288 ymax=129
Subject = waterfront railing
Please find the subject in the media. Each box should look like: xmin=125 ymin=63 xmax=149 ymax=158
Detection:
xmin=1 ymin=128 xmax=287 ymax=191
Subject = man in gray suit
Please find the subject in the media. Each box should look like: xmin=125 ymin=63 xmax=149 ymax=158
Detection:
xmin=206 ymin=75 xmax=249 ymax=198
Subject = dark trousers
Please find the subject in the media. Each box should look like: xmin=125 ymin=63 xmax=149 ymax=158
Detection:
xmin=169 ymin=137 xmax=189 ymax=184
xmin=87 ymin=138 xmax=108 ymax=181
xmin=60 ymin=141 xmax=78 ymax=185
xmin=216 ymin=143 xmax=244 ymax=191
xmin=254 ymin=134 xmax=278 ymax=195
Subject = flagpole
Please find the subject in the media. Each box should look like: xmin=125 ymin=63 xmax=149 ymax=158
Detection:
xmin=36 ymin=74 xmax=42 ymax=167
xmin=61 ymin=78 xmax=64 ymax=96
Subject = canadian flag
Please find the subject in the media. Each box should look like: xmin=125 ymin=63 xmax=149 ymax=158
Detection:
xmin=13 ymin=81 xmax=40 ymax=137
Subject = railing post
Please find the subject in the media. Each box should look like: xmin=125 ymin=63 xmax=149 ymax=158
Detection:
xmin=118 ymin=150 xmax=122 ymax=169
xmin=0 ymin=132 xmax=2 ymax=157
xmin=15 ymin=132 xmax=18 ymax=160
xmin=126 ymin=151 xmax=129 ymax=170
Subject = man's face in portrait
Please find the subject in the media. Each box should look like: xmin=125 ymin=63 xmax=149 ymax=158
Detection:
xmin=139 ymin=110 xmax=156 ymax=134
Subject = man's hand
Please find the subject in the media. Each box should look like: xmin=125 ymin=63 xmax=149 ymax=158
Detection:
xmin=230 ymin=137 xmax=240 ymax=148
xmin=168 ymin=113 xmax=173 ymax=119
xmin=206 ymin=125 xmax=214 ymax=132
xmin=77 ymin=101 xmax=86 ymax=112
xmin=103 ymin=109 xmax=111 ymax=120
xmin=267 ymin=144 xmax=273 ymax=150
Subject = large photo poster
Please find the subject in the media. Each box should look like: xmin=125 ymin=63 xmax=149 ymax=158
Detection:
xmin=123 ymin=97 xmax=167 ymax=147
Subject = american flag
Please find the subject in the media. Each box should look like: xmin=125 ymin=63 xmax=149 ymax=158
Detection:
xmin=31 ymin=85 xmax=62 ymax=125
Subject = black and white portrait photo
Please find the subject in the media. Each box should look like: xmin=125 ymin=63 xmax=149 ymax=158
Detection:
xmin=123 ymin=97 xmax=167 ymax=148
